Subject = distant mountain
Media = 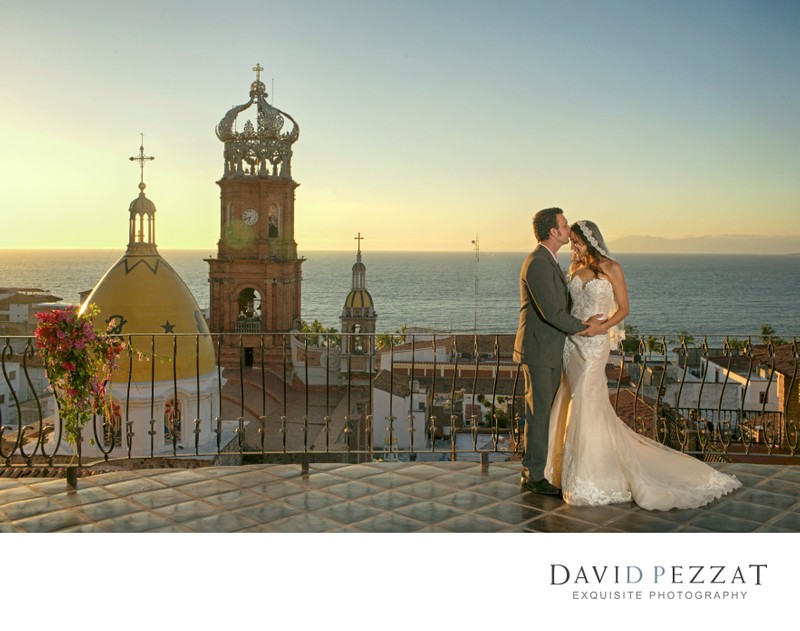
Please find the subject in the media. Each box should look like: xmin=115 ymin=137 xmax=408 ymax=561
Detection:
xmin=607 ymin=235 xmax=800 ymax=254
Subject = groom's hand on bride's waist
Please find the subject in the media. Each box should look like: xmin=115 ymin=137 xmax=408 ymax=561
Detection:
xmin=576 ymin=314 xmax=606 ymax=337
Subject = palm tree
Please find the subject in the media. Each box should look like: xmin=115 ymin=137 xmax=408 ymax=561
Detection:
xmin=670 ymin=331 xmax=695 ymax=349
xmin=760 ymin=323 xmax=786 ymax=346
xmin=726 ymin=337 xmax=744 ymax=353
xmin=376 ymin=324 xmax=407 ymax=350
xmin=298 ymin=319 xmax=341 ymax=348
xmin=645 ymin=335 xmax=659 ymax=360
xmin=621 ymin=324 xmax=640 ymax=354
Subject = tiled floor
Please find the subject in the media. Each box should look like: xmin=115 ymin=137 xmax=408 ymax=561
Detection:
xmin=1 ymin=461 xmax=798 ymax=532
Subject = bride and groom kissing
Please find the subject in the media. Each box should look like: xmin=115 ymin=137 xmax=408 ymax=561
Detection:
xmin=513 ymin=207 xmax=740 ymax=511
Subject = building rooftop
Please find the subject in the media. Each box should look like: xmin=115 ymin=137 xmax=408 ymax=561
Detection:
xmin=1 ymin=459 xmax=796 ymax=533
xmin=707 ymin=343 xmax=798 ymax=377
xmin=0 ymin=288 xmax=62 ymax=303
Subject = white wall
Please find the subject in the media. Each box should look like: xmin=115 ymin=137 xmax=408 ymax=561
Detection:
xmin=372 ymin=387 xmax=427 ymax=452
xmin=0 ymin=361 xmax=20 ymax=423
xmin=52 ymin=374 xmax=223 ymax=459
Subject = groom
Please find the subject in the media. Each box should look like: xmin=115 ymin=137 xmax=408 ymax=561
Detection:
xmin=514 ymin=207 xmax=603 ymax=495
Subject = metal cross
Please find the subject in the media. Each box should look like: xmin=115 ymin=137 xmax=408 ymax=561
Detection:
xmin=129 ymin=134 xmax=155 ymax=184
xmin=253 ymin=63 xmax=264 ymax=83
xmin=354 ymin=232 xmax=364 ymax=253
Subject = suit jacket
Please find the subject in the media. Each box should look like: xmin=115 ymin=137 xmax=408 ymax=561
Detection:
xmin=513 ymin=244 xmax=586 ymax=367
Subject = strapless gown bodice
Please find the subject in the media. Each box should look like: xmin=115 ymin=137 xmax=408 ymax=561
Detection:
xmin=569 ymin=275 xmax=615 ymax=321
xmin=564 ymin=276 xmax=614 ymax=366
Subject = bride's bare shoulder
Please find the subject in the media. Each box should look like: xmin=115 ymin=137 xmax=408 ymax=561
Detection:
xmin=600 ymin=259 xmax=624 ymax=278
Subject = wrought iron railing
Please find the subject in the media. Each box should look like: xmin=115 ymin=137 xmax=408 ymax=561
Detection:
xmin=1 ymin=333 xmax=798 ymax=473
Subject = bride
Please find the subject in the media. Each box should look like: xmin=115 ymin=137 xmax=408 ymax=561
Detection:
xmin=544 ymin=220 xmax=741 ymax=510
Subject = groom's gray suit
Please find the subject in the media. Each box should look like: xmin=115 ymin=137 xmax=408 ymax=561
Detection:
xmin=514 ymin=244 xmax=586 ymax=483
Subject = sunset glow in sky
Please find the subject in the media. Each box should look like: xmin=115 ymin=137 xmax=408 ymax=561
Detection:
xmin=1 ymin=1 xmax=799 ymax=252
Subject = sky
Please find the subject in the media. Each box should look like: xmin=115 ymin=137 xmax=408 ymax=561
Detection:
xmin=1 ymin=0 xmax=799 ymax=252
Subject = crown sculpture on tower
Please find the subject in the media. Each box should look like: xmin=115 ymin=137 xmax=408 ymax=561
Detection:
xmin=215 ymin=63 xmax=300 ymax=178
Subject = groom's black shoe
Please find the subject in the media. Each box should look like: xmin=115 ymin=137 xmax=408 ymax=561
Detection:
xmin=521 ymin=478 xmax=561 ymax=496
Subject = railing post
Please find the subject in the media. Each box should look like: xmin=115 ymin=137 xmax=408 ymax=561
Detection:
xmin=65 ymin=465 xmax=78 ymax=491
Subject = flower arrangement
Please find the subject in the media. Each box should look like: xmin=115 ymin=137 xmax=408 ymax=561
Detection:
xmin=34 ymin=305 xmax=126 ymax=446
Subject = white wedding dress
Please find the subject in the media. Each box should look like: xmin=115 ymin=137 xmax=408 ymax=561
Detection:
xmin=545 ymin=275 xmax=741 ymax=511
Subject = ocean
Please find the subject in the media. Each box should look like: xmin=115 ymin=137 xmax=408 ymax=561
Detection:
xmin=1 ymin=249 xmax=798 ymax=339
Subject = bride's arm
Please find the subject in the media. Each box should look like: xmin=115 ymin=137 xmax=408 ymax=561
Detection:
xmin=600 ymin=260 xmax=630 ymax=332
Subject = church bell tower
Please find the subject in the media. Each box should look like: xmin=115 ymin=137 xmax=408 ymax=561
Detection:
xmin=206 ymin=65 xmax=304 ymax=367
xmin=340 ymin=233 xmax=377 ymax=377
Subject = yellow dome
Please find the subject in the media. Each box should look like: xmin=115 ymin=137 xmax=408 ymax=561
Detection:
xmin=80 ymin=252 xmax=215 ymax=383
xmin=344 ymin=289 xmax=374 ymax=310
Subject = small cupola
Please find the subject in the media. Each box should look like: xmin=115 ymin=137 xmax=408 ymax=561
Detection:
xmin=127 ymin=136 xmax=157 ymax=254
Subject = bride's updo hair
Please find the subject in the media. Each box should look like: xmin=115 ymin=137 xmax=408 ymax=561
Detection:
xmin=571 ymin=220 xmax=610 ymax=277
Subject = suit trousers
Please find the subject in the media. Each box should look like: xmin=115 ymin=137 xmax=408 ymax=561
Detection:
xmin=521 ymin=363 xmax=561 ymax=482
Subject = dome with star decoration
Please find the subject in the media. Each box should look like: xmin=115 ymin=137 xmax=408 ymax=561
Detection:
xmin=80 ymin=145 xmax=215 ymax=384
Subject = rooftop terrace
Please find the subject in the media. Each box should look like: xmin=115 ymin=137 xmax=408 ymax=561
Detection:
xmin=1 ymin=459 xmax=796 ymax=533
xmin=3 ymin=457 xmax=796 ymax=629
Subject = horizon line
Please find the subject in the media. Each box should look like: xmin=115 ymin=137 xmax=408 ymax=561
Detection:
xmin=1 ymin=246 xmax=798 ymax=256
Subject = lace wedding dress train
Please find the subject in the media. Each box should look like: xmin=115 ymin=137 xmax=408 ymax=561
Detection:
xmin=545 ymin=276 xmax=741 ymax=511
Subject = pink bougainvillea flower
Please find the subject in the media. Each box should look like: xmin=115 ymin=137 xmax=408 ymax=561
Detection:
xmin=34 ymin=305 xmax=124 ymax=446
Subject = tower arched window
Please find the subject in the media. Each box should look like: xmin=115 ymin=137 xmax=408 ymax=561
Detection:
xmin=352 ymin=324 xmax=363 ymax=353
xmin=237 ymin=288 xmax=262 ymax=320
xmin=268 ymin=207 xmax=279 ymax=238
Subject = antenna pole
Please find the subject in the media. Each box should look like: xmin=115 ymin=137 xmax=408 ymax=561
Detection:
xmin=471 ymin=234 xmax=479 ymax=332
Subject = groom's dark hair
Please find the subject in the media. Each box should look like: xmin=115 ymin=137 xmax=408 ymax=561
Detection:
xmin=533 ymin=207 xmax=564 ymax=241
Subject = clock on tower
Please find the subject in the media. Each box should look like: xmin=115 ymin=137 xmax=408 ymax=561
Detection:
xmin=242 ymin=208 xmax=259 ymax=225
xmin=206 ymin=64 xmax=305 ymax=367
